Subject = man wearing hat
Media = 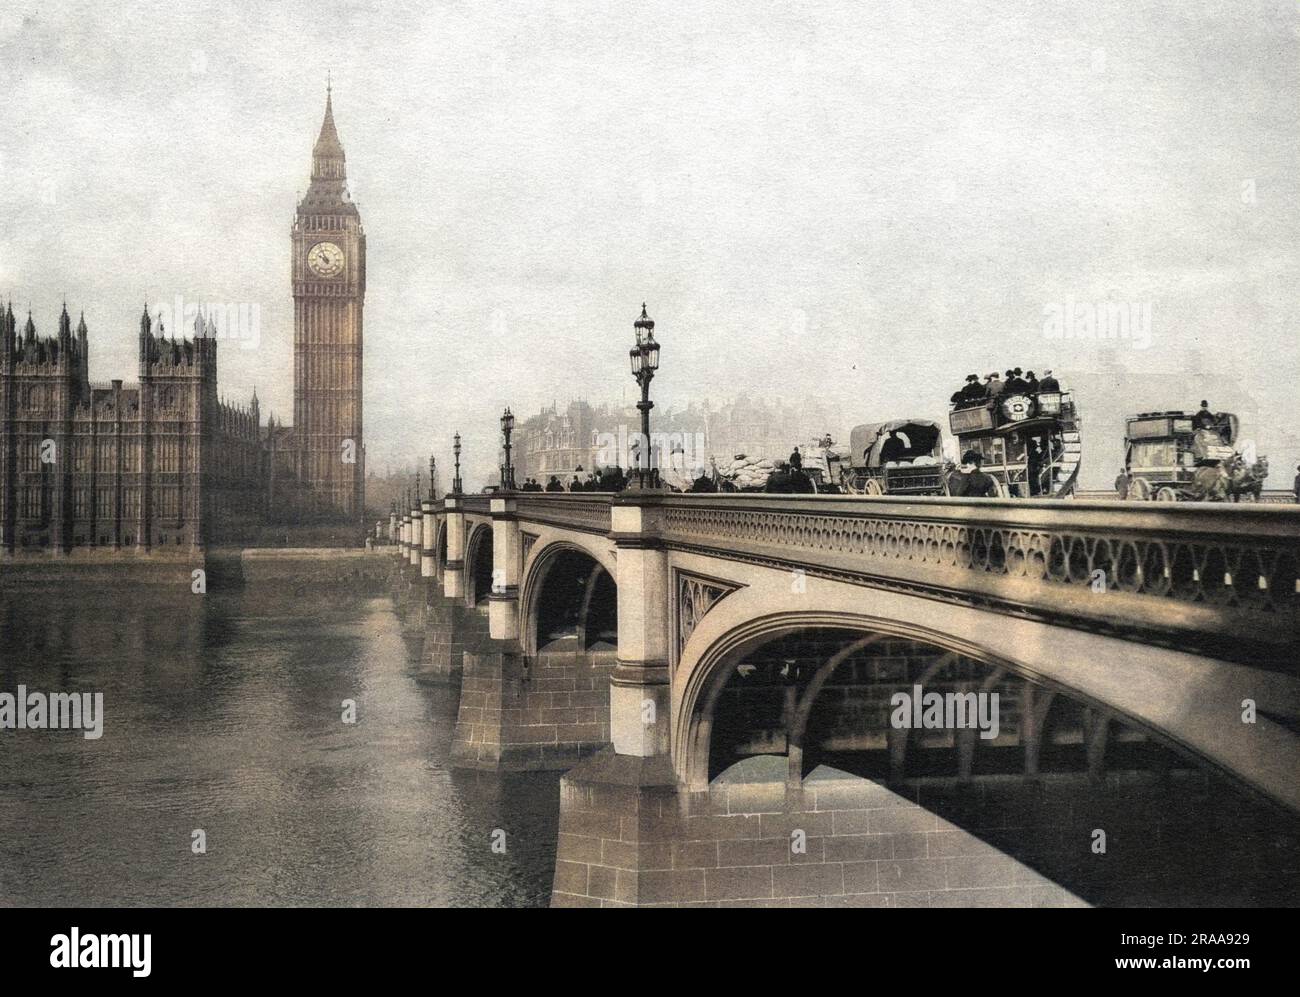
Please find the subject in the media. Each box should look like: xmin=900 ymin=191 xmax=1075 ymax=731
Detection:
xmin=985 ymin=372 xmax=1004 ymax=398
xmin=947 ymin=450 xmax=1000 ymax=498
xmin=1193 ymin=400 xmax=1216 ymax=431
xmin=1024 ymin=370 xmax=1039 ymax=393
xmin=952 ymin=374 xmax=983 ymax=408
xmin=951 ymin=374 xmax=974 ymax=406
xmin=1038 ymin=369 xmax=1059 ymax=392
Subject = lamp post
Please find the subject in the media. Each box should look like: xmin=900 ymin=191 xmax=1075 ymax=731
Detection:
xmin=628 ymin=303 xmax=662 ymax=489
xmin=500 ymin=407 xmax=516 ymax=490
xmin=452 ymin=433 xmax=463 ymax=494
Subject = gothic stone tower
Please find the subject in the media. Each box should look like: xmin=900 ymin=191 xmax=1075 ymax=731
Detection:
xmin=292 ymin=87 xmax=366 ymax=524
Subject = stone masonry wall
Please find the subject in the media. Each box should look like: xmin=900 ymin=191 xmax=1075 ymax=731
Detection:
xmin=450 ymin=643 xmax=615 ymax=770
xmin=418 ymin=598 xmax=487 ymax=680
xmin=553 ymin=752 xmax=1300 ymax=907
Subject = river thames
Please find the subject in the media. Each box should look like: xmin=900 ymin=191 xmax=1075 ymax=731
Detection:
xmin=0 ymin=585 xmax=560 ymax=907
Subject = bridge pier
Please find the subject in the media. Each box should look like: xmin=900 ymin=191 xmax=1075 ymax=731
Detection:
xmin=408 ymin=495 xmax=422 ymax=569
xmin=413 ymin=586 xmax=475 ymax=681
xmin=448 ymin=494 xmax=615 ymax=768
xmin=607 ymin=499 xmax=671 ymax=757
xmin=550 ymin=493 xmax=683 ymax=900
xmin=421 ymin=499 xmax=436 ymax=577
xmin=450 ymin=639 xmax=616 ymax=769
xmin=441 ymin=497 xmax=466 ymax=601
xmin=487 ymin=495 xmax=520 ymax=639
xmin=450 ymin=637 xmax=616 ymax=769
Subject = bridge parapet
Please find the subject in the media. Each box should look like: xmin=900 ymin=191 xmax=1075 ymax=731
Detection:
xmin=514 ymin=493 xmax=613 ymax=534
xmin=450 ymin=491 xmax=1298 ymax=665
xmin=611 ymin=493 xmax=1299 ymax=666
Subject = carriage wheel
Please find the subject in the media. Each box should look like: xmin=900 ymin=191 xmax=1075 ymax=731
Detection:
xmin=864 ymin=478 xmax=885 ymax=496
xmin=1127 ymin=478 xmax=1152 ymax=501
xmin=1155 ymin=486 xmax=1180 ymax=502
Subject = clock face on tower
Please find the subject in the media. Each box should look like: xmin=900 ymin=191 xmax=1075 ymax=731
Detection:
xmin=307 ymin=241 xmax=345 ymax=278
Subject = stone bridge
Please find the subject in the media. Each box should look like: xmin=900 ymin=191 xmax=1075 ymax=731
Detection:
xmin=390 ymin=491 xmax=1300 ymax=907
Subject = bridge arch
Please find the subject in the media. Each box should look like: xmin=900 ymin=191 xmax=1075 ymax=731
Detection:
xmin=671 ymin=569 xmax=1300 ymax=809
xmin=519 ymin=537 xmax=617 ymax=657
xmin=464 ymin=522 xmax=494 ymax=608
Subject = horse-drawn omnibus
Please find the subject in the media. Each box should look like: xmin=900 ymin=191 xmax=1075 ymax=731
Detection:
xmin=947 ymin=384 xmax=1081 ymax=497
xmin=1120 ymin=410 xmax=1267 ymax=501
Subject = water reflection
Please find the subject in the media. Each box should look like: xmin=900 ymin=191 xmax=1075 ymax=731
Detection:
xmin=0 ymin=584 xmax=559 ymax=907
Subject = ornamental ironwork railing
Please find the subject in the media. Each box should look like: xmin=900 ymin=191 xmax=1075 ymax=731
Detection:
xmin=503 ymin=491 xmax=1299 ymax=661
xmin=513 ymin=494 xmax=613 ymax=534
xmin=652 ymin=494 xmax=1299 ymax=662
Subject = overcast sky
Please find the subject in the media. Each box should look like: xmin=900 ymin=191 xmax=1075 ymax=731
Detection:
xmin=2 ymin=1 xmax=1297 ymax=489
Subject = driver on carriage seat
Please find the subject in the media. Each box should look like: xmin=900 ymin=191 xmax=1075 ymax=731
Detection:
xmin=879 ymin=431 xmax=908 ymax=464
xmin=1193 ymin=400 xmax=1215 ymax=430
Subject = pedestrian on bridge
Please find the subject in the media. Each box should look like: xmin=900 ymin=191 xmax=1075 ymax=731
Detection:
xmin=1115 ymin=468 xmax=1131 ymax=500
xmin=947 ymin=450 xmax=1000 ymax=498
xmin=599 ymin=465 xmax=625 ymax=492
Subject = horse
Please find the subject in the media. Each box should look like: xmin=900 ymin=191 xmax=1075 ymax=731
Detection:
xmin=1228 ymin=456 xmax=1269 ymax=502
xmin=1189 ymin=463 xmax=1231 ymax=502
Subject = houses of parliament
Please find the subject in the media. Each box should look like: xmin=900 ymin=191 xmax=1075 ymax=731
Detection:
xmin=0 ymin=91 xmax=366 ymax=555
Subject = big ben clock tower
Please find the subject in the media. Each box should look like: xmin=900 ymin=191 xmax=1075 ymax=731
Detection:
xmin=291 ymin=85 xmax=365 ymax=525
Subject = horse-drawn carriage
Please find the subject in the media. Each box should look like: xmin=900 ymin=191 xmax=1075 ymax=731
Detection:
xmin=1120 ymin=410 xmax=1267 ymax=502
xmin=947 ymin=384 xmax=1081 ymax=497
xmin=833 ymin=420 xmax=947 ymax=495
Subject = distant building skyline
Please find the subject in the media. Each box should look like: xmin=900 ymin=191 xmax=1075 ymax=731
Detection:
xmin=515 ymin=394 xmax=844 ymax=485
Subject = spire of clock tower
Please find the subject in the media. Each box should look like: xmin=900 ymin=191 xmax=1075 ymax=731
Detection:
xmin=312 ymin=85 xmax=346 ymax=182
